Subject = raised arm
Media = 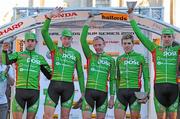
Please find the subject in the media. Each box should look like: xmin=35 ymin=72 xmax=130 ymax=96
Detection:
xmin=129 ymin=14 xmax=157 ymax=52
xmin=2 ymin=51 xmax=18 ymax=65
xmin=41 ymin=7 xmax=64 ymax=51
xmin=41 ymin=18 xmax=57 ymax=51
xmin=2 ymin=42 xmax=18 ymax=65
xmin=80 ymin=25 xmax=93 ymax=58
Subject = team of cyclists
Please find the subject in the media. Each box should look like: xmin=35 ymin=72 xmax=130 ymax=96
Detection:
xmin=0 ymin=7 xmax=179 ymax=119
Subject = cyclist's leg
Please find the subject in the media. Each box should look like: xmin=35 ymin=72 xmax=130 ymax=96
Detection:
xmin=27 ymin=90 xmax=40 ymax=119
xmin=44 ymin=81 xmax=60 ymax=119
xmin=129 ymin=89 xmax=141 ymax=119
xmin=154 ymin=84 xmax=167 ymax=119
xmin=12 ymin=89 xmax=26 ymax=119
xmin=114 ymin=89 xmax=128 ymax=119
xmin=61 ymin=82 xmax=74 ymax=119
xmin=82 ymin=89 xmax=95 ymax=119
xmin=166 ymin=84 xmax=178 ymax=119
xmin=96 ymin=91 xmax=108 ymax=119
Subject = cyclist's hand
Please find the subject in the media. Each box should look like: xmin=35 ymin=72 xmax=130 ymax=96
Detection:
xmin=128 ymin=8 xmax=134 ymax=14
xmin=45 ymin=7 xmax=64 ymax=19
xmin=127 ymin=1 xmax=136 ymax=20
xmin=2 ymin=42 xmax=10 ymax=51
xmin=128 ymin=9 xmax=134 ymax=20
xmin=85 ymin=11 xmax=101 ymax=25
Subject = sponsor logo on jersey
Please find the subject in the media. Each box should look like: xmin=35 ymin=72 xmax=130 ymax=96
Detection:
xmin=98 ymin=59 xmax=110 ymax=66
xmin=124 ymin=59 xmax=139 ymax=65
xmin=163 ymin=51 xmax=177 ymax=56
xmin=62 ymin=53 xmax=76 ymax=61
xmin=27 ymin=58 xmax=40 ymax=65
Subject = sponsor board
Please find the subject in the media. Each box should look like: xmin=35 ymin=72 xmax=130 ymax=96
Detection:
xmin=101 ymin=13 xmax=128 ymax=21
xmin=0 ymin=22 xmax=23 ymax=37
xmin=153 ymin=38 xmax=161 ymax=45
xmin=15 ymin=39 xmax=24 ymax=52
xmin=0 ymin=9 xmax=180 ymax=41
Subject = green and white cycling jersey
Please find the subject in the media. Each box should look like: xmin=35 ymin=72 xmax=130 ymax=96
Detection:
xmin=130 ymin=19 xmax=180 ymax=84
xmin=2 ymin=50 xmax=51 ymax=90
xmin=80 ymin=24 xmax=116 ymax=96
xmin=41 ymin=19 xmax=85 ymax=93
xmin=116 ymin=51 xmax=149 ymax=92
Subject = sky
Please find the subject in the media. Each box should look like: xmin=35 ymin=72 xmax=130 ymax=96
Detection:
xmin=0 ymin=0 xmax=180 ymax=28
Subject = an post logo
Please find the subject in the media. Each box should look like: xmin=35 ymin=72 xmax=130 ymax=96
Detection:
xmin=124 ymin=59 xmax=139 ymax=65
xmin=163 ymin=51 xmax=177 ymax=56
xmin=62 ymin=53 xmax=76 ymax=61
xmin=98 ymin=59 xmax=110 ymax=66
xmin=27 ymin=58 xmax=40 ymax=65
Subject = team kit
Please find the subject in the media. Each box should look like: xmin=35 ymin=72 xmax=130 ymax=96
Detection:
xmin=1 ymin=7 xmax=179 ymax=119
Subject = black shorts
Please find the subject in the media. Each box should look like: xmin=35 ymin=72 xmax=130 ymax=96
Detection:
xmin=15 ymin=88 xmax=39 ymax=110
xmin=154 ymin=83 xmax=178 ymax=108
xmin=47 ymin=80 xmax=74 ymax=106
xmin=84 ymin=88 xmax=107 ymax=110
xmin=117 ymin=88 xmax=140 ymax=111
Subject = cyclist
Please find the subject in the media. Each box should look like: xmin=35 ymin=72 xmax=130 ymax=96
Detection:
xmin=2 ymin=32 xmax=52 ymax=119
xmin=41 ymin=8 xmax=85 ymax=119
xmin=129 ymin=10 xmax=179 ymax=119
xmin=80 ymin=13 xmax=116 ymax=119
xmin=114 ymin=34 xmax=150 ymax=119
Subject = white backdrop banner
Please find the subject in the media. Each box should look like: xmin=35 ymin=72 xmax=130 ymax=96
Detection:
xmin=1 ymin=9 xmax=180 ymax=41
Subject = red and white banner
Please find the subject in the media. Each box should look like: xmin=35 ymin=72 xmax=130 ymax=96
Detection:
xmin=1 ymin=9 xmax=180 ymax=41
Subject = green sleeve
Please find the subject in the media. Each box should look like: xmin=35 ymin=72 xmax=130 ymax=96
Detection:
xmin=109 ymin=58 xmax=116 ymax=96
xmin=130 ymin=20 xmax=157 ymax=52
xmin=142 ymin=57 xmax=150 ymax=93
xmin=41 ymin=19 xmax=57 ymax=51
xmin=80 ymin=25 xmax=93 ymax=58
xmin=2 ymin=51 xmax=18 ymax=65
xmin=2 ymin=51 xmax=6 ymax=64
xmin=76 ymin=53 xmax=85 ymax=93
xmin=116 ymin=58 xmax=120 ymax=89
xmin=40 ymin=56 xmax=52 ymax=79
